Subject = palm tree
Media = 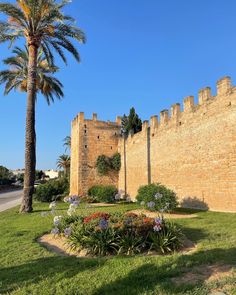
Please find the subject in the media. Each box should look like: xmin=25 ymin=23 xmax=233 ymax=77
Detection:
xmin=0 ymin=46 xmax=64 ymax=104
xmin=63 ymin=136 xmax=71 ymax=152
xmin=0 ymin=0 xmax=85 ymax=212
xmin=57 ymin=154 xmax=70 ymax=177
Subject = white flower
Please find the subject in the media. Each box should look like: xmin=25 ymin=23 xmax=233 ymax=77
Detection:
xmin=63 ymin=196 xmax=69 ymax=203
xmin=49 ymin=201 xmax=56 ymax=209
xmin=154 ymin=193 xmax=163 ymax=200
xmin=53 ymin=216 xmax=62 ymax=226
xmin=67 ymin=207 xmax=76 ymax=216
xmin=153 ymin=225 xmax=162 ymax=232
xmin=115 ymin=193 xmax=120 ymax=200
xmin=140 ymin=201 xmax=145 ymax=206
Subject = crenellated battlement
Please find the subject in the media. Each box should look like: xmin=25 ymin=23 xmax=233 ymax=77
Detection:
xmin=124 ymin=76 xmax=236 ymax=142
xmin=72 ymin=112 xmax=122 ymax=127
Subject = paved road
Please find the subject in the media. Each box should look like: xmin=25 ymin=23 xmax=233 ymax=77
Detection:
xmin=0 ymin=190 xmax=23 ymax=212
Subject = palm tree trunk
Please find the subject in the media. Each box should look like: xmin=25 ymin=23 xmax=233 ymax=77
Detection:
xmin=20 ymin=43 xmax=38 ymax=213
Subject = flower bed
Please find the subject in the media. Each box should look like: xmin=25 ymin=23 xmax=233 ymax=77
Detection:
xmin=52 ymin=210 xmax=184 ymax=256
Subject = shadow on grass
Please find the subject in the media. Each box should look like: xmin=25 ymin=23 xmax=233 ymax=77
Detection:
xmin=180 ymin=226 xmax=208 ymax=244
xmin=93 ymin=247 xmax=236 ymax=295
xmin=0 ymin=256 xmax=105 ymax=294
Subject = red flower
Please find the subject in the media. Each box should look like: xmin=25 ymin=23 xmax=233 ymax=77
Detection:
xmin=143 ymin=217 xmax=154 ymax=224
xmin=83 ymin=212 xmax=110 ymax=224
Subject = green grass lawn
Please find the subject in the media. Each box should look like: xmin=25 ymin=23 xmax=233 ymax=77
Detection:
xmin=0 ymin=202 xmax=235 ymax=295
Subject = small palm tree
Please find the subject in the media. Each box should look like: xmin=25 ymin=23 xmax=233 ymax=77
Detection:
xmin=63 ymin=136 xmax=71 ymax=152
xmin=0 ymin=46 xmax=64 ymax=104
xmin=0 ymin=0 xmax=85 ymax=212
xmin=57 ymin=154 xmax=70 ymax=177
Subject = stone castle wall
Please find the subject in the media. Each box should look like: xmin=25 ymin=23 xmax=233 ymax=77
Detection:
xmin=118 ymin=76 xmax=236 ymax=212
xmin=70 ymin=112 xmax=121 ymax=195
xmin=70 ymin=76 xmax=236 ymax=212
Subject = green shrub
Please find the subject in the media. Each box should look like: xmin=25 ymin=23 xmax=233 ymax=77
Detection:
xmin=55 ymin=212 xmax=183 ymax=256
xmin=87 ymin=185 xmax=118 ymax=203
xmin=136 ymin=183 xmax=178 ymax=212
xmin=34 ymin=178 xmax=69 ymax=202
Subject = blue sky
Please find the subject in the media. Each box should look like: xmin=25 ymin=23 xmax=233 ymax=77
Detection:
xmin=1 ymin=0 xmax=236 ymax=170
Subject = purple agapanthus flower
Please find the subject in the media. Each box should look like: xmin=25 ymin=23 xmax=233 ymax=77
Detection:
xmin=154 ymin=217 xmax=163 ymax=225
xmin=64 ymin=227 xmax=72 ymax=237
xmin=124 ymin=217 xmax=133 ymax=225
xmin=154 ymin=193 xmax=163 ymax=200
xmin=53 ymin=216 xmax=62 ymax=226
xmin=51 ymin=227 xmax=59 ymax=235
xmin=147 ymin=201 xmax=155 ymax=208
xmin=99 ymin=218 xmax=108 ymax=230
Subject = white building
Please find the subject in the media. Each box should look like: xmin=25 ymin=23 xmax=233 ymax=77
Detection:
xmin=44 ymin=169 xmax=59 ymax=179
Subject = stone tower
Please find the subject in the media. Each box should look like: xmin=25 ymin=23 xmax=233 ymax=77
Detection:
xmin=70 ymin=112 xmax=121 ymax=195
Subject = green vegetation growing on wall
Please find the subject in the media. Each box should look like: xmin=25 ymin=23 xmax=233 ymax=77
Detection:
xmin=96 ymin=153 xmax=121 ymax=175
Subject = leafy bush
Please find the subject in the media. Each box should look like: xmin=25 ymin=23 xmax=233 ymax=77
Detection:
xmin=55 ymin=211 xmax=183 ymax=256
xmin=136 ymin=183 xmax=178 ymax=212
xmin=34 ymin=178 xmax=69 ymax=202
xmin=88 ymin=185 xmax=118 ymax=203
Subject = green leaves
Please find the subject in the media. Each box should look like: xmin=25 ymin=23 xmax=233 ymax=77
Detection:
xmin=136 ymin=183 xmax=178 ymax=212
xmin=122 ymin=107 xmax=142 ymax=136
xmin=0 ymin=46 xmax=64 ymax=103
xmin=0 ymin=0 xmax=86 ymax=65
xmin=96 ymin=153 xmax=121 ymax=175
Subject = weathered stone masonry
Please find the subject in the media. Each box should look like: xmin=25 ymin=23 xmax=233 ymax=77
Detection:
xmin=70 ymin=112 xmax=121 ymax=195
xmin=70 ymin=76 xmax=236 ymax=212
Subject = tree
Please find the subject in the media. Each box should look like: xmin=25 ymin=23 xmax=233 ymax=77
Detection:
xmin=57 ymin=154 xmax=70 ymax=177
xmin=121 ymin=108 xmax=142 ymax=198
xmin=0 ymin=166 xmax=14 ymax=185
xmin=121 ymin=107 xmax=142 ymax=136
xmin=35 ymin=170 xmax=46 ymax=181
xmin=63 ymin=136 xmax=71 ymax=152
xmin=0 ymin=166 xmax=13 ymax=182
xmin=0 ymin=0 xmax=85 ymax=213
xmin=0 ymin=46 xmax=64 ymax=104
